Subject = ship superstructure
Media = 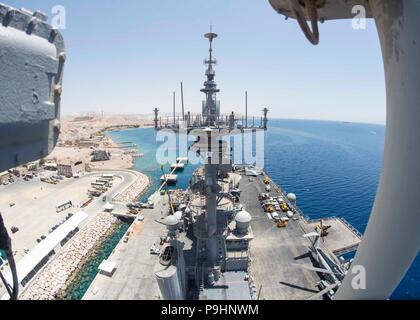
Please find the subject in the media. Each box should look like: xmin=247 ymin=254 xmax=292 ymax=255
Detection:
xmin=153 ymin=29 xmax=267 ymax=299
xmin=201 ymin=29 xmax=220 ymax=126
xmin=150 ymin=29 xmax=360 ymax=300
xmin=152 ymin=28 xmax=268 ymax=131
xmin=83 ymin=29 xmax=363 ymax=301
xmin=0 ymin=0 xmax=418 ymax=302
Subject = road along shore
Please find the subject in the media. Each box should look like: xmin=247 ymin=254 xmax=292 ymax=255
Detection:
xmin=20 ymin=213 xmax=122 ymax=300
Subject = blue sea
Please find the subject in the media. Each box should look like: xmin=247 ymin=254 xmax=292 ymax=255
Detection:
xmin=107 ymin=119 xmax=419 ymax=300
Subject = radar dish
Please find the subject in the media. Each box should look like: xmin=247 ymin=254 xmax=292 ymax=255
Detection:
xmin=205 ymin=32 xmax=218 ymax=41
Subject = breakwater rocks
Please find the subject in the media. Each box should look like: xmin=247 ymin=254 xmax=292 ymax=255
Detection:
xmin=114 ymin=172 xmax=149 ymax=203
xmin=21 ymin=213 xmax=119 ymax=300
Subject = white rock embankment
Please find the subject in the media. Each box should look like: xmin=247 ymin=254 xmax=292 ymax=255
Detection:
xmin=21 ymin=212 xmax=119 ymax=300
xmin=114 ymin=172 xmax=149 ymax=203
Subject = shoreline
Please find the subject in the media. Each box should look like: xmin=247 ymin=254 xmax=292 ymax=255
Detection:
xmin=57 ymin=126 xmax=153 ymax=298
xmin=18 ymin=124 xmax=153 ymax=300
xmin=58 ymin=217 xmax=132 ymax=300
xmin=19 ymin=169 xmax=150 ymax=300
xmin=58 ymin=219 xmax=120 ymax=299
xmin=21 ymin=212 xmax=122 ymax=300
xmin=97 ymin=124 xmax=153 ymax=135
xmin=101 ymin=125 xmax=152 ymax=201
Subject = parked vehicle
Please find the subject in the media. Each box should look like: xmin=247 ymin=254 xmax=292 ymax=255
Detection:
xmin=140 ymin=202 xmax=155 ymax=209
xmin=258 ymin=193 xmax=270 ymax=201
xmin=150 ymin=244 xmax=160 ymax=255
xmin=10 ymin=226 xmax=19 ymax=234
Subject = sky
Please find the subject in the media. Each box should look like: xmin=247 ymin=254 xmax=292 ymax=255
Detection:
xmin=8 ymin=0 xmax=386 ymax=124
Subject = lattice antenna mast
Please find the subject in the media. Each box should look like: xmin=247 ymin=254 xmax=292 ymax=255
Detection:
xmin=201 ymin=25 xmax=220 ymax=126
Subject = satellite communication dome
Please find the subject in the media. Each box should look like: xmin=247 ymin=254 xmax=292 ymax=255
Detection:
xmin=174 ymin=211 xmax=183 ymax=221
xmin=235 ymin=210 xmax=252 ymax=234
xmin=163 ymin=215 xmax=179 ymax=227
xmin=235 ymin=210 xmax=252 ymax=223
xmin=287 ymin=193 xmax=297 ymax=204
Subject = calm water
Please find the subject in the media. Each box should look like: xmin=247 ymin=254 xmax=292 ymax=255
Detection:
xmin=108 ymin=127 xmax=199 ymax=202
xmin=62 ymin=219 xmax=131 ymax=300
xmin=108 ymin=119 xmax=419 ymax=300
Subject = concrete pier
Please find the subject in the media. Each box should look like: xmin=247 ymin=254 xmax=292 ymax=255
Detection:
xmin=83 ymin=194 xmax=167 ymax=300
xmin=21 ymin=212 xmax=120 ymax=300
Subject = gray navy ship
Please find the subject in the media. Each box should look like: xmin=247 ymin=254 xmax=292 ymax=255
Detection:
xmin=83 ymin=28 xmax=363 ymax=301
xmin=2 ymin=0 xmax=419 ymax=301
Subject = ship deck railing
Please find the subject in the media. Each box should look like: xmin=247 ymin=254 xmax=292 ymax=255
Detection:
xmin=300 ymin=214 xmax=363 ymax=240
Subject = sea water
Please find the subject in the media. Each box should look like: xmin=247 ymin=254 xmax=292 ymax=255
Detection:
xmin=61 ymin=219 xmax=131 ymax=300
xmin=106 ymin=119 xmax=418 ymax=300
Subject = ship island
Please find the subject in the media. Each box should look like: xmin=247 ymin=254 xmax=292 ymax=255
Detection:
xmin=0 ymin=16 xmax=362 ymax=301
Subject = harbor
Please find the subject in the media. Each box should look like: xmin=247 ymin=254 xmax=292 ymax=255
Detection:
xmin=0 ymin=169 xmax=149 ymax=300
xmin=0 ymin=113 xmax=368 ymax=301
xmin=2 ymin=0 xmax=416 ymax=301
xmin=20 ymin=212 xmax=122 ymax=300
xmin=82 ymin=30 xmax=364 ymax=301
xmin=0 ymin=25 xmax=370 ymax=301
xmin=82 ymin=168 xmax=362 ymax=300
xmin=83 ymin=195 xmax=167 ymax=300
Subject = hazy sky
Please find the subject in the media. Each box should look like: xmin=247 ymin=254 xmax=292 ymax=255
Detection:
xmin=8 ymin=0 xmax=386 ymax=124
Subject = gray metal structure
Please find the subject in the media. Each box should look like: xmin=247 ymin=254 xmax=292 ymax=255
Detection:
xmin=0 ymin=3 xmax=66 ymax=172
xmin=155 ymin=28 xmax=268 ymax=288
xmin=245 ymin=91 xmax=248 ymax=128
xmin=200 ymin=28 xmax=220 ymax=127
xmin=0 ymin=3 xmax=66 ymax=300
xmin=269 ymin=0 xmax=420 ymax=299
xmin=154 ymin=215 xmax=187 ymax=300
xmin=262 ymin=107 xmax=268 ymax=131
xmin=153 ymin=108 xmax=159 ymax=129
xmin=189 ymin=31 xmax=268 ymax=279
xmin=180 ymin=82 xmax=185 ymax=121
